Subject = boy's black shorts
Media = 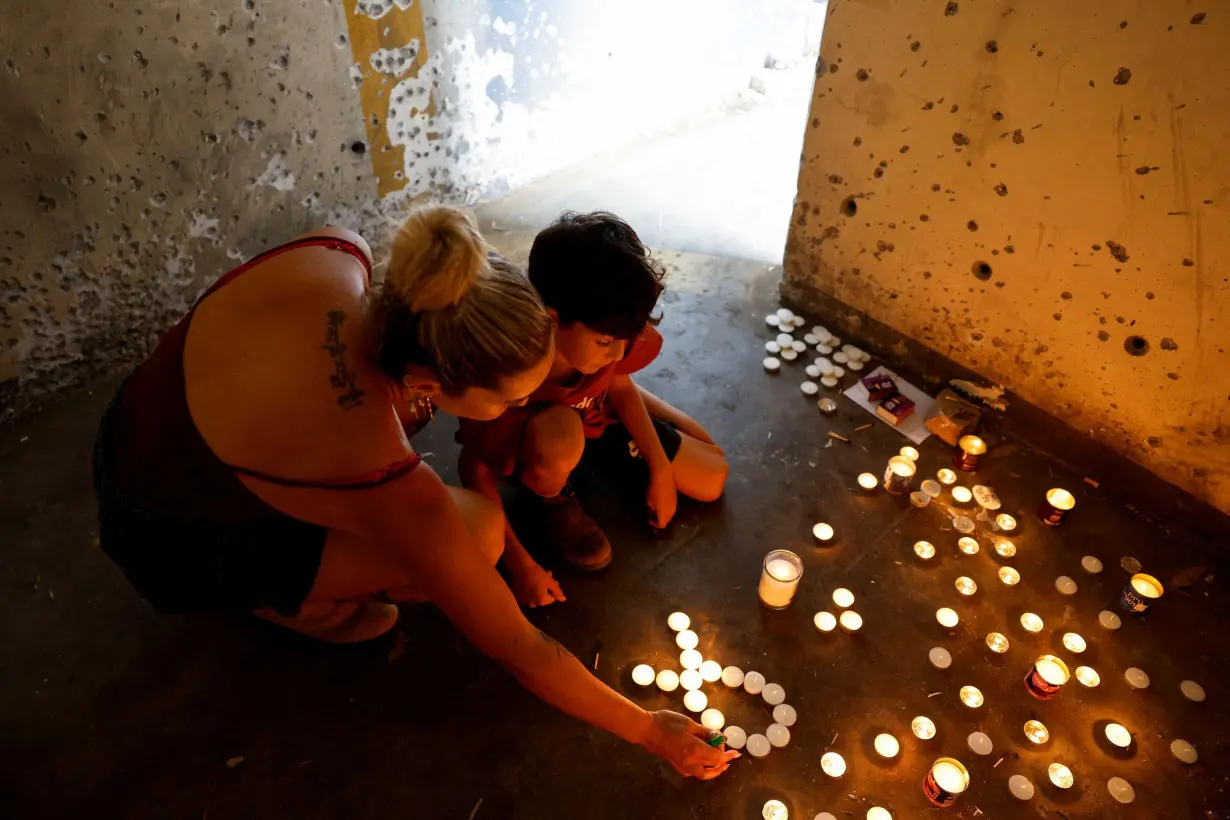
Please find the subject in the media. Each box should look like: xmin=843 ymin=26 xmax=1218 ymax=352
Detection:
xmin=581 ymin=419 xmax=683 ymax=485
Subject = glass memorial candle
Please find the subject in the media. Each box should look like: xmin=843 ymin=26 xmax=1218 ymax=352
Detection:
xmin=1037 ymin=488 xmax=1075 ymax=526
xmin=758 ymin=549 xmax=803 ymax=609
xmin=955 ymin=435 xmax=987 ymax=471
xmin=924 ymin=758 xmax=970 ymax=807
xmin=1119 ymin=573 xmax=1163 ymax=614
xmin=1025 ymin=655 xmax=1070 ymax=701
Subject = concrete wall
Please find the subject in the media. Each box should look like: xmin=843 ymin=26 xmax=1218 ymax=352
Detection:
xmin=0 ymin=0 xmax=387 ymax=417
xmin=784 ymin=0 xmax=1229 ymax=513
xmin=364 ymin=0 xmax=798 ymax=205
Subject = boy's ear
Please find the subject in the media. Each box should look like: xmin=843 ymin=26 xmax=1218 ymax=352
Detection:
xmin=546 ymin=307 xmax=560 ymax=327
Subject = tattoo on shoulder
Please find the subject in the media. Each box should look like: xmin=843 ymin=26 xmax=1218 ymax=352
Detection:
xmin=535 ymin=629 xmax=570 ymax=661
xmin=322 ymin=310 xmax=367 ymax=410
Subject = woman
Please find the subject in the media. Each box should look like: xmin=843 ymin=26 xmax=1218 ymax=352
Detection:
xmin=93 ymin=206 xmax=737 ymax=780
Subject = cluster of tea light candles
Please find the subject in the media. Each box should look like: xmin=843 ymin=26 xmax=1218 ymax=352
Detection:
xmin=740 ymin=314 xmax=1201 ymax=815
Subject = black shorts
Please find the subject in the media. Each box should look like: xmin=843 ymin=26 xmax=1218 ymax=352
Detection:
xmin=93 ymin=399 xmax=325 ymax=616
xmin=581 ymin=419 xmax=683 ymax=486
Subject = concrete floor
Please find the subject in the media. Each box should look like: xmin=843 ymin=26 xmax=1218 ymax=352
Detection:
xmin=2 ymin=238 xmax=1228 ymax=819
xmin=475 ymin=68 xmax=815 ymax=265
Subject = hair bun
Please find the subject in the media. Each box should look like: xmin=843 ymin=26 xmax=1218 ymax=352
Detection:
xmin=386 ymin=206 xmax=488 ymax=312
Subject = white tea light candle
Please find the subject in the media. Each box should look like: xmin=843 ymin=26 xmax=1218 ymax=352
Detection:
xmin=743 ymin=671 xmax=766 ymax=695
xmin=832 ymin=588 xmax=855 ymax=608
xmin=994 ymin=538 xmax=1017 ymax=558
xmin=761 ymin=799 xmax=787 ymax=820
xmin=1107 ymin=777 xmax=1135 ymax=805
xmin=993 ymin=513 xmax=1017 ymax=532
xmin=986 ymin=632 xmax=1009 ymax=653
xmin=929 ymin=647 xmax=953 ymax=669
xmin=936 ymin=608 xmax=959 ymax=628
xmin=955 ymin=576 xmax=977 ymax=595
xmin=900 ymin=445 xmax=920 ymax=461
xmin=867 ymin=810 xmax=891 ymax=820
xmin=759 ymin=549 xmax=803 ymax=609
xmin=1047 ymin=763 xmax=1074 ymax=789
xmin=813 ymin=611 xmax=837 ymax=632
xmin=1081 ymin=555 xmax=1103 ymax=574
xmin=766 ymin=723 xmax=791 ymax=747
xmin=1020 ymin=612 xmax=1044 ymax=633
xmin=701 ymin=708 xmax=725 ymax=732
xmin=959 ymin=686 xmax=984 ymax=707
xmin=667 ymin=611 xmax=690 ymax=631
xmin=721 ymin=666 xmax=744 ymax=688
xmin=910 ymin=491 xmax=931 ymax=508
xmin=1124 ymin=667 xmax=1150 ymax=689
xmin=1008 ymin=775 xmax=1035 ymax=801
xmin=763 ymin=357 xmax=781 ymax=372
xmin=812 ymin=522 xmax=834 ymax=543
xmin=874 ymin=733 xmax=900 ymax=757
xmin=1074 ymin=666 xmax=1100 ymax=687
xmin=914 ymin=540 xmax=936 ymax=559
xmin=1023 ymin=720 xmax=1049 ymax=744
xmin=952 ymin=516 xmax=975 ymax=534
xmin=820 ymin=752 xmax=846 ymax=777
xmin=762 ymin=683 xmax=786 ymax=706
xmin=698 ymin=661 xmax=722 ymax=683
xmin=746 ymin=733 xmax=771 ymax=758
xmin=773 ymin=703 xmax=797 ymax=727
xmin=680 ymin=649 xmax=703 ymax=670
xmin=999 ymin=567 xmax=1021 ymax=586
xmin=723 ymin=725 xmax=747 ymax=749
xmin=680 ymin=669 xmax=703 ymax=691
xmin=839 ymin=610 xmax=863 ymax=633
xmin=683 ymin=689 xmax=707 ymax=713
xmin=857 ymin=472 xmax=878 ymax=490
xmin=675 ymin=629 xmax=699 ymax=650
xmin=951 ymin=486 xmax=973 ymax=504
xmin=632 ymin=664 xmax=655 ymax=686
xmin=1170 ymin=739 xmax=1198 ymax=764
xmin=1180 ymin=680 xmax=1206 ymax=702
xmin=655 ymin=670 xmax=679 ymax=692
xmin=958 ymin=537 xmax=980 ymax=555
xmin=1105 ymin=723 xmax=1131 ymax=748
xmin=911 ymin=716 xmax=936 ymax=739
xmin=1061 ymin=633 xmax=1086 ymax=653
xmin=921 ymin=479 xmax=942 ymax=497
xmin=1098 ymin=610 xmax=1122 ymax=630
xmin=1054 ymin=575 xmax=1078 ymax=595
xmin=967 ymin=731 xmax=992 ymax=756
xmin=937 ymin=468 xmax=958 ymax=485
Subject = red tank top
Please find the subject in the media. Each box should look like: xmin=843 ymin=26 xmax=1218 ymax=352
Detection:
xmin=108 ymin=236 xmax=423 ymax=524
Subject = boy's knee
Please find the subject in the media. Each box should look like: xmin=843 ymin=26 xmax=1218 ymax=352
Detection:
xmin=520 ymin=406 xmax=585 ymax=496
xmin=471 ymin=493 xmax=506 ymax=565
xmin=689 ymin=450 xmax=729 ymax=503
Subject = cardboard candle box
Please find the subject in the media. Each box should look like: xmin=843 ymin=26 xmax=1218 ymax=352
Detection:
xmin=877 ymin=394 xmax=916 ymax=426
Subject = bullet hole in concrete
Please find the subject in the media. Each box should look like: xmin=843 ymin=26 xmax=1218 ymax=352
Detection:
xmin=967 ymin=220 xmax=979 ymax=231
xmin=38 ymin=195 xmax=56 ymax=212
xmin=1053 ymin=313 xmax=1062 ymax=321
xmin=972 ymin=261 xmax=992 ymax=280
xmin=1146 ymin=436 xmax=1163 ymax=448
xmin=828 ymin=174 xmax=844 ymax=184
xmin=1124 ymin=335 xmax=1149 ymax=356
xmin=1159 ymin=337 xmax=1178 ymax=351
xmin=952 ymin=133 xmax=969 ymax=146
xmin=923 ymin=271 xmax=933 ymax=279
xmin=74 ymin=130 xmax=87 ymax=144
xmin=275 ymin=53 xmax=290 ymax=70
xmin=853 ymin=136 xmax=862 ymax=146
xmin=247 ymin=37 xmax=256 ymax=47
xmin=1134 ymin=166 xmax=1158 ymax=175
xmin=1091 ymin=243 xmax=1102 ymax=251
xmin=1167 ymin=372 xmax=1180 ymax=380
xmin=202 ymin=131 xmax=219 ymax=144
xmin=873 ymin=167 xmax=885 ymax=178
xmin=337 ymin=34 xmax=348 ymax=46
xmin=829 ymin=63 xmax=840 ymax=73
xmin=1120 ymin=20 xmax=1128 ymax=28
xmin=911 ymin=40 xmax=922 ymax=51
xmin=1191 ymin=12 xmax=1206 ymax=24
xmin=1117 ymin=316 xmax=1126 ymax=324
xmin=900 ymin=145 xmax=910 ymax=153
xmin=921 ymin=101 xmax=935 ymax=110
xmin=350 ymin=141 xmax=367 ymax=156
xmin=1106 ymin=241 xmax=1130 ymax=262
xmin=1113 ymin=67 xmax=1132 ymax=85
xmin=1181 ymin=258 xmax=1194 ymax=267
xmin=1060 ymin=291 xmax=1074 ymax=300
xmin=920 ymin=214 xmax=930 ymax=221
xmin=993 ymin=183 xmax=1008 ymax=196
xmin=856 ymin=68 xmax=870 ymax=81
xmin=1097 ymin=330 xmax=1111 ymax=342
xmin=840 ymin=196 xmax=858 ymax=217
xmin=132 ymin=51 xmax=148 ymax=69
xmin=950 ymin=104 xmax=959 ymax=113
xmin=985 ymin=40 xmax=999 ymax=53
xmin=1012 ymin=129 xmax=1025 ymax=144
xmin=811 ymin=117 xmax=819 ymax=128
xmin=931 ymin=183 xmax=941 ymax=192
xmin=1204 ymin=199 xmax=1214 ymax=205
xmin=945 ymin=2 xmax=959 ymax=16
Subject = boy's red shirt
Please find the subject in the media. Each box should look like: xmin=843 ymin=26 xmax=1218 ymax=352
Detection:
xmin=458 ymin=326 xmax=663 ymax=477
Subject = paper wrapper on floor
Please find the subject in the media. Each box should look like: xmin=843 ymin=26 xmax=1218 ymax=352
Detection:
xmin=924 ymin=389 xmax=982 ymax=446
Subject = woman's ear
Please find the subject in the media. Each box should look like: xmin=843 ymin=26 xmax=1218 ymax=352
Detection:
xmin=400 ymin=364 xmax=441 ymax=397
xmin=546 ymin=307 xmax=560 ymax=328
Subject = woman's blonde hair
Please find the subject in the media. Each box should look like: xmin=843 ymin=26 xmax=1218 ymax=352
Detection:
xmin=372 ymin=206 xmax=552 ymax=395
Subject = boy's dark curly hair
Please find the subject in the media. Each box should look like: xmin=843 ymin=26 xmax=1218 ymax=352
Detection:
xmin=527 ymin=211 xmax=665 ymax=340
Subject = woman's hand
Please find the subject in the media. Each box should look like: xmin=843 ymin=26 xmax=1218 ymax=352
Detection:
xmin=646 ymin=464 xmax=678 ymax=529
xmin=506 ymin=554 xmax=566 ymax=608
xmin=639 ymin=711 xmax=739 ymax=779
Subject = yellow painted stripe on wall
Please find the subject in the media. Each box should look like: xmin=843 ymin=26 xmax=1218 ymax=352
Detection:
xmin=340 ymin=3 xmax=432 ymax=198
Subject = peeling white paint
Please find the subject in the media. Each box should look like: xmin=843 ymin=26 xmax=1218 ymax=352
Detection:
xmin=370 ymin=42 xmax=419 ymax=76
xmin=251 ymin=153 xmax=296 ymax=192
xmin=355 ymin=0 xmax=413 ymax=21
xmin=492 ymin=17 xmax=517 ymax=38
xmin=186 ymin=211 xmax=221 ymax=245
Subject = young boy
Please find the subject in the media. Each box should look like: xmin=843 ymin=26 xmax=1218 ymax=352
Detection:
xmin=458 ymin=212 xmax=729 ymax=607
